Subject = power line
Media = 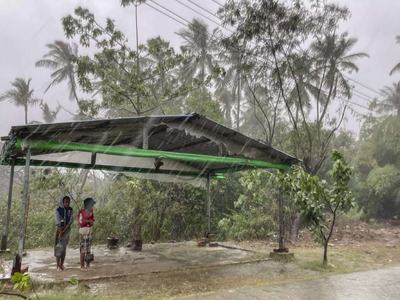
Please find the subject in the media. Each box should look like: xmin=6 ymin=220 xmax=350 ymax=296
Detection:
xmin=147 ymin=0 xmax=271 ymax=67
xmin=145 ymin=1 xmax=192 ymax=28
xmin=212 ymin=0 xmax=224 ymax=7
xmin=352 ymin=92 xmax=373 ymax=104
xmin=343 ymin=74 xmax=382 ymax=96
xmin=187 ymin=0 xmax=221 ymax=19
xmin=352 ymin=88 xmax=375 ymax=101
xmin=175 ymin=0 xmax=232 ymax=32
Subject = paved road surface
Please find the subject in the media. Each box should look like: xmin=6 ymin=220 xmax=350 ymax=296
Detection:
xmin=183 ymin=266 xmax=400 ymax=299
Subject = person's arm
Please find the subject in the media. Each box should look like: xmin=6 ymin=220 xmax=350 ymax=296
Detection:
xmin=55 ymin=210 xmax=61 ymax=227
xmin=55 ymin=211 xmax=63 ymax=239
xmin=62 ymin=210 xmax=73 ymax=233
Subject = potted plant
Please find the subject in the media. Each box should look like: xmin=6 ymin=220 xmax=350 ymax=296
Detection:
xmin=107 ymin=226 xmax=119 ymax=249
xmin=107 ymin=236 xmax=119 ymax=248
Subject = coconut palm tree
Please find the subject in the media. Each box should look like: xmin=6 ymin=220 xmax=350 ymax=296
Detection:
xmin=310 ymin=34 xmax=369 ymax=100
xmin=372 ymin=82 xmax=400 ymax=117
xmin=216 ymin=88 xmax=234 ymax=128
xmin=40 ymin=101 xmax=61 ymax=123
xmin=177 ymin=18 xmax=220 ymax=84
xmin=35 ymin=41 xmax=81 ymax=111
xmin=390 ymin=36 xmax=400 ymax=76
xmin=216 ymin=46 xmax=245 ymax=130
xmin=0 ymin=77 xmax=39 ymax=124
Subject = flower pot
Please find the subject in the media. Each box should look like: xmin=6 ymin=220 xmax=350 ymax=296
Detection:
xmin=133 ymin=239 xmax=142 ymax=251
xmin=107 ymin=237 xmax=119 ymax=249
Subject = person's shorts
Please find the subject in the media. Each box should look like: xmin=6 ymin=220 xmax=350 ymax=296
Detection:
xmin=79 ymin=227 xmax=93 ymax=254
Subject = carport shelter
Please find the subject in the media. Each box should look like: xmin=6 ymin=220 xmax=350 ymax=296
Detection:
xmin=0 ymin=114 xmax=299 ymax=272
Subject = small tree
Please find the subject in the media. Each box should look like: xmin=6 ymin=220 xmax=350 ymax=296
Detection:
xmin=274 ymin=150 xmax=354 ymax=264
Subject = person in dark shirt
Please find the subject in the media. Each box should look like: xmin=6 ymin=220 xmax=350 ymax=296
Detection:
xmin=54 ymin=196 xmax=73 ymax=271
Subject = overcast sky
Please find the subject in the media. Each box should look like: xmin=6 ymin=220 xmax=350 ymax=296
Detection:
xmin=1 ymin=0 xmax=399 ymax=137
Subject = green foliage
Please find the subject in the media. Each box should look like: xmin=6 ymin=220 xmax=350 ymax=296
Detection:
xmin=218 ymin=170 xmax=279 ymax=241
xmin=272 ymin=150 xmax=354 ymax=263
xmin=11 ymin=272 xmax=30 ymax=292
xmin=183 ymin=87 xmax=224 ymax=123
xmin=338 ymin=204 xmax=365 ymax=226
xmin=61 ymin=8 xmax=221 ymax=117
xmin=70 ymin=277 xmax=79 ymax=285
xmin=354 ymin=142 xmax=378 ymax=177
xmin=371 ymin=116 xmax=400 ymax=166
xmin=360 ymin=165 xmax=400 ymax=219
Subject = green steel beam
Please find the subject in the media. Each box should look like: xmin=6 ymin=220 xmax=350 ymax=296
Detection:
xmin=15 ymin=139 xmax=293 ymax=171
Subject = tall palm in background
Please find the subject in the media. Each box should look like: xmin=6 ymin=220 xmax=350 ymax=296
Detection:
xmin=40 ymin=101 xmax=61 ymax=123
xmin=0 ymin=77 xmax=39 ymax=124
xmin=287 ymin=56 xmax=319 ymax=122
xmin=177 ymin=18 xmax=219 ymax=83
xmin=35 ymin=41 xmax=81 ymax=112
xmin=216 ymin=88 xmax=234 ymax=128
xmin=217 ymin=46 xmax=246 ymax=130
xmin=311 ymin=34 xmax=369 ymax=100
xmin=373 ymin=82 xmax=400 ymax=117
xmin=390 ymin=36 xmax=400 ymax=76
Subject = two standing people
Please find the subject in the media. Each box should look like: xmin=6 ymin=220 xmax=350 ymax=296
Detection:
xmin=54 ymin=196 xmax=96 ymax=272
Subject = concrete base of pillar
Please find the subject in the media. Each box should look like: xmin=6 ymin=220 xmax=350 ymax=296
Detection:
xmin=269 ymin=252 xmax=294 ymax=261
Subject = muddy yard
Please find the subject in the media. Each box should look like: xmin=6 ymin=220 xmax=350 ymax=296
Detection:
xmin=1 ymin=224 xmax=400 ymax=300
xmin=0 ymin=241 xmax=261 ymax=282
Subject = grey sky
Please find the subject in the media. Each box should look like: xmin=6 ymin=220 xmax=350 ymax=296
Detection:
xmin=0 ymin=0 xmax=399 ymax=137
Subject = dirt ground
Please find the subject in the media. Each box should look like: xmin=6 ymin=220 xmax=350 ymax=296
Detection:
xmin=1 ymin=224 xmax=400 ymax=300
xmin=0 ymin=241 xmax=260 ymax=282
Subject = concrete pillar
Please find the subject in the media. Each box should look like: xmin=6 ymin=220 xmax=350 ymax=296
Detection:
xmin=0 ymin=159 xmax=15 ymax=252
xmin=18 ymin=150 xmax=31 ymax=259
xmin=278 ymin=187 xmax=286 ymax=251
xmin=207 ymin=173 xmax=211 ymax=234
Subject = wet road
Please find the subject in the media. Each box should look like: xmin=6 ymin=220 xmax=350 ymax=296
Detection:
xmin=183 ymin=266 xmax=400 ymax=300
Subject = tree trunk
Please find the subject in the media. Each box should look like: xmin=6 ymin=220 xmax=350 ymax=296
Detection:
xmin=236 ymin=63 xmax=241 ymax=132
xmin=323 ymin=242 xmax=328 ymax=265
xmin=278 ymin=188 xmax=286 ymax=250
xmin=290 ymin=212 xmax=302 ymax=241
xmin=24 ymin=105 xmax=28 ymax=125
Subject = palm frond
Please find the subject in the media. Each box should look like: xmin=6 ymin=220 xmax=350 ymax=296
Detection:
xmin=342 ymin=52 xmax=369 ymax=63
xmin=390 ymin=62 xmax=400 ymax=76
xmin=35 ymin=59 xmax=60 ymax=69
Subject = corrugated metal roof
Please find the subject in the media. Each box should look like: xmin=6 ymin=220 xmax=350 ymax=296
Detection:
xmin=2 ymin=114 xmax=299 ymax=174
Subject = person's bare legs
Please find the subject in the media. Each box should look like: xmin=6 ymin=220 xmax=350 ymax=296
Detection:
xmin=56 ymin=257 xmax=61 ymax=271
xmin=86 ymin=261 xmax=91 ymax=271
xmin=80 ymin=253 xmax=86 ymax=271
xmin=60 ymin=251 xmax=66 ymax=270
